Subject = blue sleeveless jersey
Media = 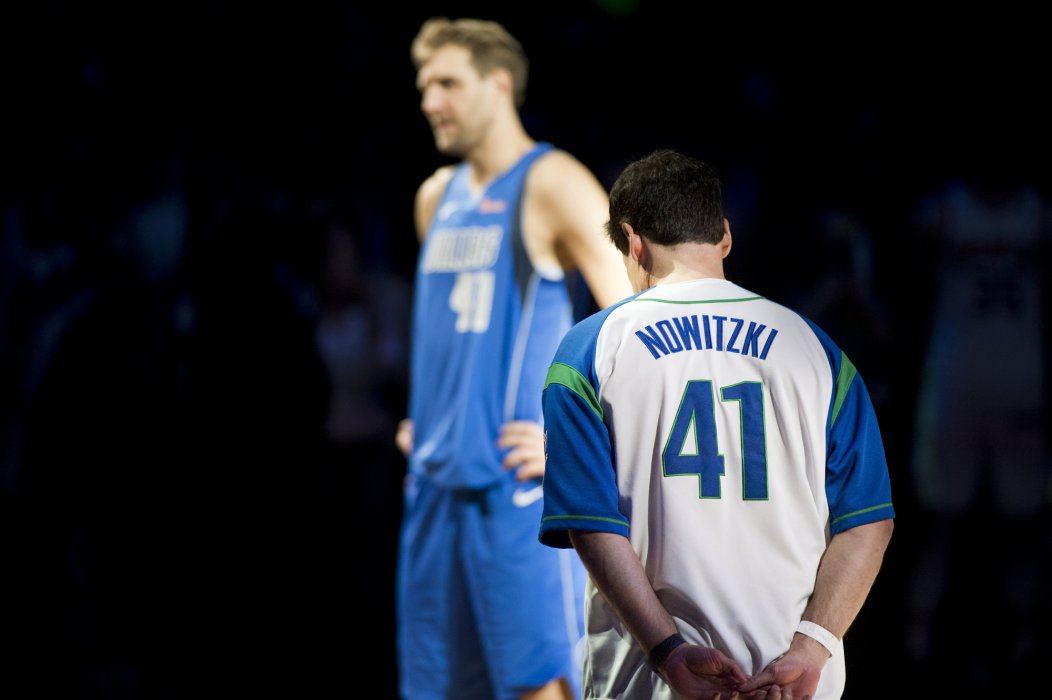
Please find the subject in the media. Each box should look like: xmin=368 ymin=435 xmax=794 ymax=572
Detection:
xmin=408 ymin=142 xmax=573 ymax=489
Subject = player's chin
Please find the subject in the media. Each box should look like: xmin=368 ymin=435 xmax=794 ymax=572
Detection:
xmin=434 ymin=142 xmax=460 ymax=157
xmin=433 ymin=134 xmax=462 ymax=156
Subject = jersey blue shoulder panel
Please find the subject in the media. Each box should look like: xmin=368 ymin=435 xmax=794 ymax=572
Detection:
xmin=539 ymin=298 xmax=636 ymax=548
xmin=550 ymin=298 xmax=628 ymax=385
xmin=801 ymin=316 xmax=895 ymax=534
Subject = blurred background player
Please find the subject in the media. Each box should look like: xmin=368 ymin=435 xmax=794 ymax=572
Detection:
xmin=904 ymin=162 xmax=1051 ymax=689
xmin=394 ymin=16 xmax=633 ymax=700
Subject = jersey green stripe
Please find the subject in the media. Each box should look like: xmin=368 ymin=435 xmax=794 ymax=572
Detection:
xmin=631 ymin=296 xmax=764 ymax=305
xmin=544 ymin=362 xmax=603 ymax=419
xmin=831 ymin=503 xmax=893 ymax=526
xmin=831 ymin=352 xmax=857 ymax=426
xmin=542 ymin=514 xmax=629 ymax=527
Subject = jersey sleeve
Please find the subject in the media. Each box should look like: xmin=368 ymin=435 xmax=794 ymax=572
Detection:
xmin=539 ymin=309 xmax=629 ymax=549
xmin=804 ymin=317 xmax=896 ymax=534
xmin=826 ymin=361 xmax=895 ymax=533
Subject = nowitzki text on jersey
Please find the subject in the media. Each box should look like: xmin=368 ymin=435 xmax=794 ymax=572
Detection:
xmin=635 ymin=314 xmax=778 ymax=360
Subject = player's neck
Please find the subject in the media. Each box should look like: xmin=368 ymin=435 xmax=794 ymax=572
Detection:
xmin=464 ymin=117 xmax=535 ymax=191
xmin=650 ymin=245 xmax=726 ymax=286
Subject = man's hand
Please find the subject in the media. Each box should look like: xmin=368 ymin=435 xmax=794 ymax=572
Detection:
xmin=395 ymin=418 xmax=413 ymax=457
xmin=736 ymin=637 xmax=825 ymax=700
xmin=658 ymin=644 xmax=748 ymax=699
xmin=660 ymin=644 xmax=813 ymax=700
xmin=497 ymin=420 xmax=545 ymax=481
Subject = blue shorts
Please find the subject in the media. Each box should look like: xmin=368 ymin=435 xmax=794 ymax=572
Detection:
xmin=396 ymin=472 xmax=586 ymax=700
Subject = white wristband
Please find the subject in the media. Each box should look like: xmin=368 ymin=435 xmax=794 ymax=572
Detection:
xmin=796 ymin=620 xmax=839 ymax=655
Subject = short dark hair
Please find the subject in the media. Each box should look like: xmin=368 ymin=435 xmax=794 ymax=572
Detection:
xmin=605 ymin=149 xmax=725 ymax=255
xmin=411 ymin=17 xmax=529 ymax=108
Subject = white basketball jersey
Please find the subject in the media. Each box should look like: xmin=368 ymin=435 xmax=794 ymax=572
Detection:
xmin=540 ymin=278 xmax=894 ymax=700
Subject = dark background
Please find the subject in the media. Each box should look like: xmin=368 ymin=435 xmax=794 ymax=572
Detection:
xmin=2 ymin=2 xmax=1049 ymax=698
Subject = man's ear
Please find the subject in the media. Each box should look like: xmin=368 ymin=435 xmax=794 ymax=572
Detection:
xmin=720 ymin=218 xmax=732 ymax=259
xmin=489 ymin=67 xmax=514 ymax=97
xmin=623 ymin=222 xmax=647 ymax=266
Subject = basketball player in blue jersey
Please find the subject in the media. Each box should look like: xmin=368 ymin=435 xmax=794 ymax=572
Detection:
xmin=395 ymin=17 xmax=633 ymax=700
xmin=539 ymin=149 xmax=895 ymax=700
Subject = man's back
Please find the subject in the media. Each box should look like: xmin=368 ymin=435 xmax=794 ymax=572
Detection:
xmin=541 ymin=277 xmax=893 ymax=699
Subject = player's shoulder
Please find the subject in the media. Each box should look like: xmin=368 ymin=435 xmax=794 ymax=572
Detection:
xmin=525 ymin=147 xmax=606 ymax=217
xmin=561 ymin=295 xmax=637 ymax=348
xmin=529 ymin=147 xmax=593 ymax=184
xmin=550 ymin=295 xmax=640 ymax=376
xmin=416 ymin=164 xmax=458 ymax=208
xmin=414 ymin=164 xmax=458 ymax=238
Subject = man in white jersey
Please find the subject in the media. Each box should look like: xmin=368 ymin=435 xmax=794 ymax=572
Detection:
xmin=538 ymin=149 xmax=895 ymax=700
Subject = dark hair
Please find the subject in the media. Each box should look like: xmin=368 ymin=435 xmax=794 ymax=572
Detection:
xmin=605 ymin=149 xmax=725 ymax=254
xmin=411 ymin=17 xmax=529 ymax=108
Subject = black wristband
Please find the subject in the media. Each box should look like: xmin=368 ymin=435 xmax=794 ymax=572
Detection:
xmin=649 ymin=633 xmax=686 ymax=670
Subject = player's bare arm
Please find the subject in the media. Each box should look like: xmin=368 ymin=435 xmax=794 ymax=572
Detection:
xmin=800 ymin=518 xmax=893 ymax=641
xmin=498 ymin=151 xmax=631 ymax=480
xmin=568 ymin=531 xmax=750 ymax=699
xmin=568 ymin=531 xmax=685 ymax=653
xmin=522 ymin=151 xmax=633 ymax=308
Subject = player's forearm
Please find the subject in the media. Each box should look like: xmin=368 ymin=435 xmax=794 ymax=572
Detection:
xmin=569 ymin=530 xmax=678 ymax=651
xmin=801 ymin=518 xmax=894 ymax=639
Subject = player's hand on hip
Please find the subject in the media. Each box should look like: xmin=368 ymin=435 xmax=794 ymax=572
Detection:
xmin=395 ymin=418 xmax=414 ymax=457
xmin=498 ymin=420 xmax=545 ymax=481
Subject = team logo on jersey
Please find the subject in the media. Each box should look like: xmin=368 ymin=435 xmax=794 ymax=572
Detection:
xmin=421 ymin=225 xmax=503 ymax=272
xmin=479 ymin=197 xmax=506 ymax=214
